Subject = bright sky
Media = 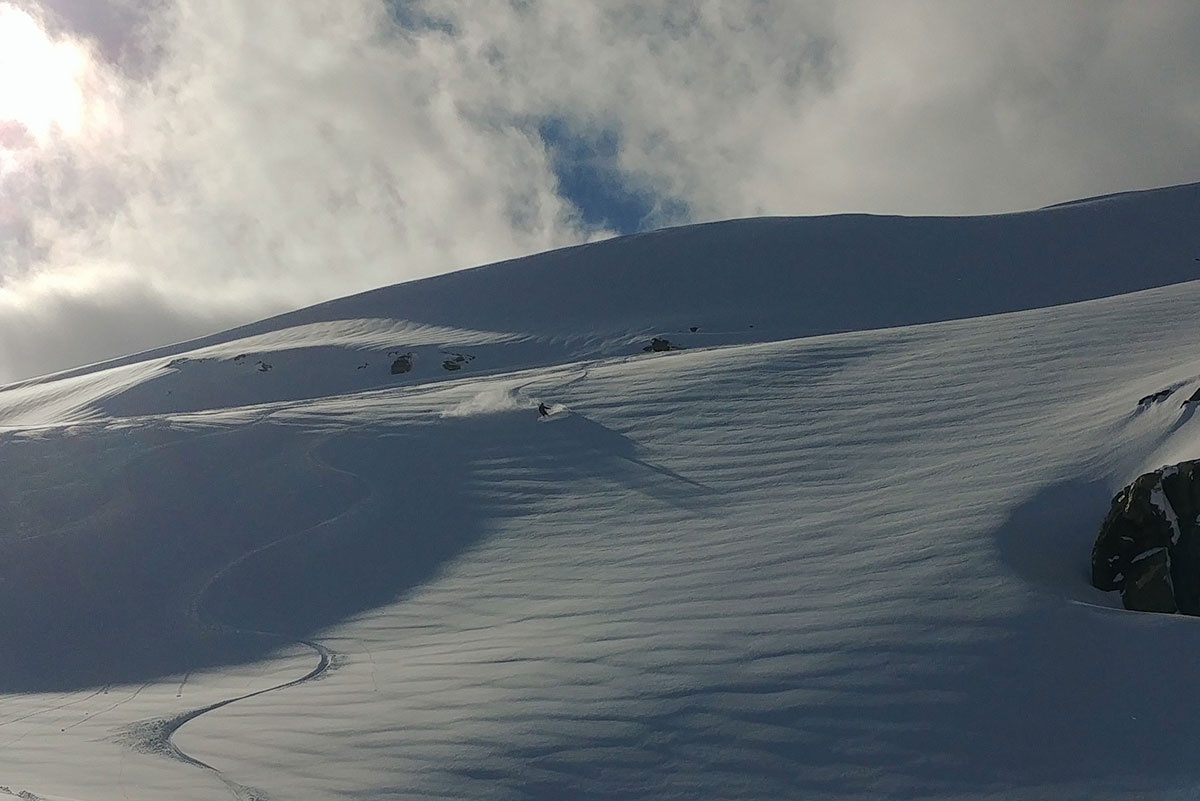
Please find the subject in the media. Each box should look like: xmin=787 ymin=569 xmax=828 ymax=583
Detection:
xmin=0 ymin=0 xmax=1198 ymax=382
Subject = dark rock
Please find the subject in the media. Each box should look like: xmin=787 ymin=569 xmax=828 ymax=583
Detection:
xmin=390 ymin=354 xmax=413 ymax=375
xmin=1183 ymin=387 xmax=1200 ymax=407
xmin=256 ymin=361 xmax=273 ymax=372
xmin=441 ymin=352 xmax=473 ymax=371
xmin=1122 ymin=548 xmax=1177 ymax=613
xmin=1091 ymin=460 xmax=1200 ymax=613
xmin=1137 ymin=387 xmax=1174 ymax=407
xmin=643 ymin=337 xmax=682 ymax=353
xmin=690 ymin=326 xmax=699 ymax=332
xmin=166 ymin=357 xmax=213 ymax=369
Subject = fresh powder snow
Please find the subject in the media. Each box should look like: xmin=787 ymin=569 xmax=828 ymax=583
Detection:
xmin=2 ymin=183 xmax=1200 ymax=799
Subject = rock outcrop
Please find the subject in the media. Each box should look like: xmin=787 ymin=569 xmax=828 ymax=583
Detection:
xmin=643 ymin=337 xmax=683 ymax=353
xmin=390 ymin=354 xmax=413 ymax=375
xmin=1136 ymin=387 xmax=1174 ymax=408
xmin=441 ymin=352 xmax=474 ymax=371
xmin=1091 ymin=460 xmax=1200 ymax=614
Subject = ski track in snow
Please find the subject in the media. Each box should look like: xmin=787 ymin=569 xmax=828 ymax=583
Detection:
xmin=0 ymin=425 xmax=365 ymax=801
xmin=0 ymin=686 xmax=109 ymax=729
xmin=118 ymin=433 xmax=368 ymax=799
xmin=62 ymin=683 xmax=151 ymax=733
xmin=121 ymin=636 xmax=331 ymax=800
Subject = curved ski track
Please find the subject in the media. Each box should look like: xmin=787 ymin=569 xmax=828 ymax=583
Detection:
xmin=121 ymin=430 xmax=372 ymax=800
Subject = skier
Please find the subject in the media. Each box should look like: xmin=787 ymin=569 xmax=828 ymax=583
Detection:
xmin=538 ymin=402 xmax=550 ymax=417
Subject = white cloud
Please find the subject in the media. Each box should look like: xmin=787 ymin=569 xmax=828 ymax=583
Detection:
xmin=1 ymin=0 xmax=1198 ymax=382
xmin=0 ymin=0 xmax=593 ymax=380
xmin=409 ymin=0 xmax=1199 ymax=218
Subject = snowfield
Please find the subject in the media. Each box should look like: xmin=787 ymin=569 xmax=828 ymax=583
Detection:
xmin=2 ymin=183 xmax=1200 ymax=799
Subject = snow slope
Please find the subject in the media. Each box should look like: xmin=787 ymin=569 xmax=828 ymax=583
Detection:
xmin=2 ymin=183 xmax=1200 ymax=799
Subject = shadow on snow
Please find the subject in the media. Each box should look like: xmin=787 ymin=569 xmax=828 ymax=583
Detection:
xmin=0 ymin=408 xmax=712 ymax=693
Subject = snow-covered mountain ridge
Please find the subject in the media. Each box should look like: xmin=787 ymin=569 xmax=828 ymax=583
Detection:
xmin=3 ymin=181 xmax=1197 ymax=427
xmin=2 ymin=182 xmax=1200 ymax=800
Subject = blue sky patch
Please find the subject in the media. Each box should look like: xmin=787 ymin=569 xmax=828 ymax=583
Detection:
xmin=537 ymin=117 xmax=670 ymax=235
xmin=383 ymin=1 xmax=456 ymax=35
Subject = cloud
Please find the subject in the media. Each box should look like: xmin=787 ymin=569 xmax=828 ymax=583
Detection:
xmin=0 ymin=266 xmax=241 ymax=381
xmin=1 ymin=0 xmax=593 ymax=382
xmin=405 ymin=0 xmax=1200 ymax=218
xmin=1 ymin=0 xmax=1198 ymax=382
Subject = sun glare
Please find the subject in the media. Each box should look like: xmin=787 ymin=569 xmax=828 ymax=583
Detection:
xmin=0 ymin=2 xmax=115 ymax=172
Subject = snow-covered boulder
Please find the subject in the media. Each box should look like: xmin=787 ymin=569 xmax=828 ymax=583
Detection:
xmin=1091 ymin=461 xmax=1200 ymax=614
